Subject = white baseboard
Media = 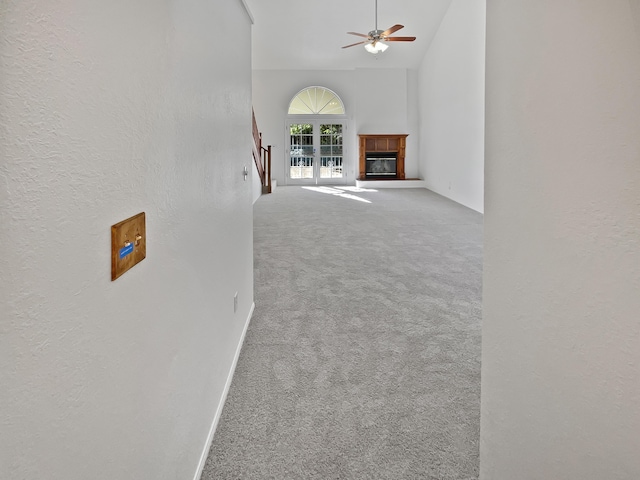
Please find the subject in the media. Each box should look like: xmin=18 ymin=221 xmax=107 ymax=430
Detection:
xmin=192 ymin=302 xmax=255 ymax=480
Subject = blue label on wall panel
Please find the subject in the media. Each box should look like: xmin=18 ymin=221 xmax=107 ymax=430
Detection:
xmin=119 ymin=244 xmax=134 ymax=259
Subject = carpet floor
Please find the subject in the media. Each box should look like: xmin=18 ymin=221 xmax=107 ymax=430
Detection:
xmin=201 ymin=185 xmax=483 ymax=479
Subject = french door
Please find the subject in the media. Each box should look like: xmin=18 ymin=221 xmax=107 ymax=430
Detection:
xmin=287 ymin=120 xmax=345 ymax=184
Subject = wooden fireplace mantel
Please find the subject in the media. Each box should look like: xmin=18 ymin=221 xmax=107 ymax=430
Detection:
xmin=358 ymin=134 xmax=408 ymax=180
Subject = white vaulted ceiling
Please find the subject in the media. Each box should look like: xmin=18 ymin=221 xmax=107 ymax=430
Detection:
xmin=244 ymin=0 xmax=453 ymax=70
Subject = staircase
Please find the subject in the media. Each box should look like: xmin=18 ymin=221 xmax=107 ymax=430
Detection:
xmin=252 ymin=109 xmax=272 ymax=194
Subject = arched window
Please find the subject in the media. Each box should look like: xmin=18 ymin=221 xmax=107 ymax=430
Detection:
xmin=288 ymin=86 xmax=345 ymax=115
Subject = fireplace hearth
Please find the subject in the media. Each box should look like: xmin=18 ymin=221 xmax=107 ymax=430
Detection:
xmin=358 ymin=134 xmax=408 ymax=180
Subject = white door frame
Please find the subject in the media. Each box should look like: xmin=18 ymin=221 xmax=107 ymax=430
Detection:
xmin=285 ymin=116 xmax=347 ymax=185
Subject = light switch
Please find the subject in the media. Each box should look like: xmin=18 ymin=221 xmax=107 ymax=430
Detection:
xmin=111 ymin=212 xmax=146 ymax=281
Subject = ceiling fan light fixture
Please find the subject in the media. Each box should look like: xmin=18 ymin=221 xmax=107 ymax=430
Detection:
xmin=364 ymin=41 xmax=388 ymax=54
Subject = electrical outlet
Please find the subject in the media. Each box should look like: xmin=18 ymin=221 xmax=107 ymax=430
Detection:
xmin=234 ymin=292 xmax=238 ymax=313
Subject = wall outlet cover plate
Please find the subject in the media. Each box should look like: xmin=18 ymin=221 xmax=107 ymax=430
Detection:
xmin=111 ymin=212 xmax=146 ymax=281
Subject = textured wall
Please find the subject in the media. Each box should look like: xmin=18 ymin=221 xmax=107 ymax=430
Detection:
xmin=417 ymin=0 xmax=486 ymax=213
xmin=0 ymin=1 xmax=253 ymax=478
xmin=482 ymin=1 xmax=640 ymax=478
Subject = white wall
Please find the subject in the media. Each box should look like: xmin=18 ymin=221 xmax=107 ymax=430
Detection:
xmin=353 ymin=68 xmax=408 ymax=134
xmin=252 ymin=160 xmax=263 ymax=203
xmin=406 ymin=69 xmax=420 ymax=180
xmin=252 ymin=68 xmax=417 ymax=185
xmin=417 ymin=0 xmax=486 ymax=213
xmin=0 ymin=1 xmax=254 ymax=479
xmin=482 ymin=1 xmax=640 ymax=478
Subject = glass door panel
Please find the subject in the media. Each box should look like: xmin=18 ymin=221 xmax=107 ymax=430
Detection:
xmin=319 ymin=124 xmax=343 ymax=180
xmin=289 ymin=123 xmax=314 ymax=180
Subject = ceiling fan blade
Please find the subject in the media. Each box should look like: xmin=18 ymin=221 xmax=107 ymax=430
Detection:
xmin=342 ymin=41 xmax=367 ymax=49
xmin=381 ymin=24 xmax=404 ymax=37
xmin=347 ymin=31 xmax=370 ymax=38
xmin=384 ymin=36 xmax=417 ymax=42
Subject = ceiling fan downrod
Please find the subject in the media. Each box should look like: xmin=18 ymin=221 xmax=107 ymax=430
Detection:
xmin=374 ymin=0 xmax=378 ymax=31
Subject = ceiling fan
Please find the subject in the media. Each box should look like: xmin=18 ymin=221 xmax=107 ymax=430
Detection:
xmin=342 ymin=0 xmax=416 ymax=54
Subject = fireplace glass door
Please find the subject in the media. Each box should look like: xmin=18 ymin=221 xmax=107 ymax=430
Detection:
xmin=288 ymin=121 xmax=344 ymax=184
xmin=366 ymin=154 xmax=397 ymax=177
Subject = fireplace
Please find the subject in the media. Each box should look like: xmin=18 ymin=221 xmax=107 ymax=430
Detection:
xmin=365 ymin=152 xmax=397 ymax=177
xmin=358 ymin=134 xmax=408 ymax=180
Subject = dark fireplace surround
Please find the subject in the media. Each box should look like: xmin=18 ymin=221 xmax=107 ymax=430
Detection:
xmin=358 ymin=134 xmax=407 ymax=180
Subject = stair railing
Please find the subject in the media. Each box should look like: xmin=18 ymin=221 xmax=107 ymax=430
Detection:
xmin=252 ymin=109 xmax=272 ymax=194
